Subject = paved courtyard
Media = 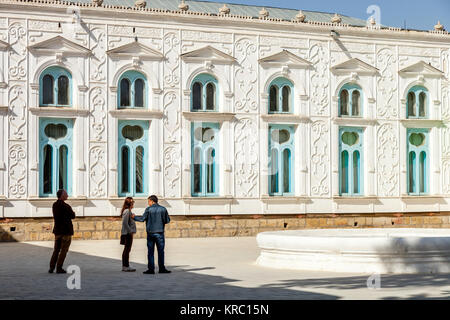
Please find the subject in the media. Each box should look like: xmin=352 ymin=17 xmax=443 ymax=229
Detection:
xmin=1 ymin=237 xmax=450 ymax=300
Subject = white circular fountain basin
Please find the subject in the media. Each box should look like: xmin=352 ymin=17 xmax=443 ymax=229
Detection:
xmin=256 ymin=229 xmax=450 ymax=274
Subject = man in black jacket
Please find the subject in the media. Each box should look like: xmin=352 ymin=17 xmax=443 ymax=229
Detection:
xmin=49 ymin=189 xmax=75 ymax=274
xmin=134 ymin=195 xmax=171 ymax=274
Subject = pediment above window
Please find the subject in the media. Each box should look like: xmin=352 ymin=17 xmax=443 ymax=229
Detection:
xmin=399 ymin=61 xmax=444 ymax=77
xmin=0 ymin=40 xmax=10 ymax=51
xmin=28 ymin=36 xmax=91 ymax=57
xmin=106 ymin=41 xmax=164 ymax=61
xmin=180 ymin=46 xmax=236 ymax=64
xmin=259 ymin=50 xmax=312 ymax=68
xmin=330 ymin=58 xmax=378 ymax=76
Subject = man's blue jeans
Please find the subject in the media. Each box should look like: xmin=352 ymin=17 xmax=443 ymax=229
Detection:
xmin=146 ymin=232 xmax=165 ymax=271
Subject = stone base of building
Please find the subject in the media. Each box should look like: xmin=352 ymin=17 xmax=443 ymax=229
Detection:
xmin=1 ymin=213 xmax=450 ymax=242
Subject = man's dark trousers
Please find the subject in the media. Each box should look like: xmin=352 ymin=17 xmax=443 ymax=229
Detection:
xmin=50 ymin=235 xmax=72 ymax=270
xmin=147 ymin=232 xmax=165 ymax=271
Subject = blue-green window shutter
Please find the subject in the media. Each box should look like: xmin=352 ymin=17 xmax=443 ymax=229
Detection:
xmin=339 ymin=127 xmax=364 ymax=196
xmin=39 ymin=118 xmax=73 ymax=197
xmin=268 ymin=78 xmax=294 ymax=114
xmin=268 ymin=124 xmax=294 ymax=196
xmin=118 ymin=70 xmax=148 ymax=109
xmin=39 ymin=66 xmax=72 ymax=107
xmin=407 ymin=86 xmax=428 ymax=119
xmin=191 ymin=122 xmax=220 ymax=196
xmin=407 ymin=128 xmax=429 ymax=195
xmin=118 ymin=120 xmax=149 ymax=196
xmin=190 ymin=74 xmax=219 ymax=112
xmin=338 ymin=83 xmax=363 ymax=117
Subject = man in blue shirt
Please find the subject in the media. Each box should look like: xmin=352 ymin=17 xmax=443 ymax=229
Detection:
xmin=133 ymin=195 xmax=171 ymax=274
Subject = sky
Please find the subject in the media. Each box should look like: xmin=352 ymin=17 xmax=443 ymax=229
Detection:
xmin=199 ymin=0 xmax=450 ymax=31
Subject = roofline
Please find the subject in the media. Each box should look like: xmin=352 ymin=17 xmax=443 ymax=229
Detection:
xmin=0 ymin=0 xmax=449 ymax=42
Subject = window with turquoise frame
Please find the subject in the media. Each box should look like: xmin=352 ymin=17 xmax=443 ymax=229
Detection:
xmin=39 ymin=118 xmax=73 ymax=197
xmin=268 ymin=78 xmax=293 ymax=113
xmin=39 ymin=66 xmax=72 ymax=107
xmin=191 ymin=74 xmax=219 ymax=111
xmin=339 ymin=127 xmax=364 ymax=196
xmin=268 ymin=125 xmax=294 ymax=196
xmin=339 ymin=83 xmax=363 ymax=117
xmin=407 ymin=129 xmax=429 ymax=195
xmin=118 ymin=70 xmax=147 ymax=109
xmin=191 ymin=122 xmax=219 ymax=196
xmin=118 ymin=120 xmax=149 ymax=197
xmin=407 ymin=86 xmax=428 ymax=118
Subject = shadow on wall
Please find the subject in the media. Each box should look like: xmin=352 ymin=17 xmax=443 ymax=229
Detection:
xmin=376 ymin=236 xmax=450 ymax=274
xmin=0 ymin=225 xmax=18 ymax=242
xmin=0 ymin=242 xmax=339 ymax=300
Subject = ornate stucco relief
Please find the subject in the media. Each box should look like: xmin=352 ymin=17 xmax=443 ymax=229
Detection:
xmin=89 ymin=145 xmax=107 ymax=198
xmin=310 ymin=120 xmax=330 ymax=197
xmin=377 ymin=123 xmax=400 ymax=197
xmin=234 ymin=37 xmax=258 ymax=113
xmin=376 ymin=47 xmax=397 ymax=119
xmin=234 ymin=116 xmax=259 ymax=198
xmin=164 ymin=145 xmax=181 ymax=198
xmin=309 ymin=41 xmax=330 ymax=116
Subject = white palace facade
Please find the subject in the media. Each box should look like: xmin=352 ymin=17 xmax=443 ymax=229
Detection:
xmin=0 ymin=0 xmax=449 ymax=218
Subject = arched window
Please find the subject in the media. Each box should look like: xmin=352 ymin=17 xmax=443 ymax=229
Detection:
xmin=269 ymin=125 xmax=294 ymax=196
xmin=339 ymin=127 xmax=364 ymax=196
xmin=268 ymin=78 xmax=293 ymax=114
xmin=39 ymin=118 xmax=73 ymax=197
xmin=190 ymin=74 xmax=218 ymax=111
xmin=118 ymin=120 xmax=149 ymax=196
xmin=407 ymin=129 xmax=429 ymax=195
xmin=191 ymin=122 xmax=219 ymax=196
xmin=339 ymin=84 xmax=362 ymax=117
xmin=118 ymin=71 xmax=147 ymax=109
xmin=39 ymin=67 xmax=72 ymax=107
xmin=407 ymin=86 xmax=428 ymax=119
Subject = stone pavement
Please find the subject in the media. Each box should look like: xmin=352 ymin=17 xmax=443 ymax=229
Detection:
xmin=1 ymin=237 xmax=450 ymax=300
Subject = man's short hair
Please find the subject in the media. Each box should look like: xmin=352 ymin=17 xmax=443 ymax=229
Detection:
xmin=57 ymin=189 xmax=65 ymax=199
xmin=148 ymin=195 xmax=158 ymax=203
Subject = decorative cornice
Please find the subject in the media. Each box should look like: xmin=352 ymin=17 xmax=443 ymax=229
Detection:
xmin=261 ymin=114 xmax=310 ymax=124
xmin=109 ymin=109 xmax=164 ymax=120
xmin=29 ymin=107 xmax=89 ymax=117
xmin=183 ymin=111 xmax=235 ymax=122
xmin=400 ymin=119 xmax=444 ymax=128
xmin=27 ymin=196 xmax=88 ymax=206
xmin=260 ymin=196 xmax=312 ymax=203
xmin=332 ymin=117 xmax=378 ymax=126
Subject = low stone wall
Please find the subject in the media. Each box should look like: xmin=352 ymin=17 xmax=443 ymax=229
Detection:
xmin=1 ymin=212 xmax=450 ymax=242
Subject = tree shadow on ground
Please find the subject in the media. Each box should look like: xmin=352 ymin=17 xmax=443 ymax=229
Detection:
xmin=259 ymin=273 xmax=450 ymax=300
xmin=0 ymin=242 xmax=338 ymax=300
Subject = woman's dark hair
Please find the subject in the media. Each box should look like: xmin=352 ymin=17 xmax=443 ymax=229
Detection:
xmin=120 ymin=197 xmax=134 ymax=217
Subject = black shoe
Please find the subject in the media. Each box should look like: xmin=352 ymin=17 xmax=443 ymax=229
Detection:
xmin=56 ymin=268 xmax=67 ymax=274
xmin=48 ymin=268 xmax=54 ymax=274
xmin=143 ymin=269 xmax=155 ymax=274
xmin=159 ymin=268 xmax=171 ymax=274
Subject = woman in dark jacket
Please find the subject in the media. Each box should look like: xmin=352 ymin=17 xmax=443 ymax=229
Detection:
xmin=120 ymin=197 xmax=137 ymax=272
